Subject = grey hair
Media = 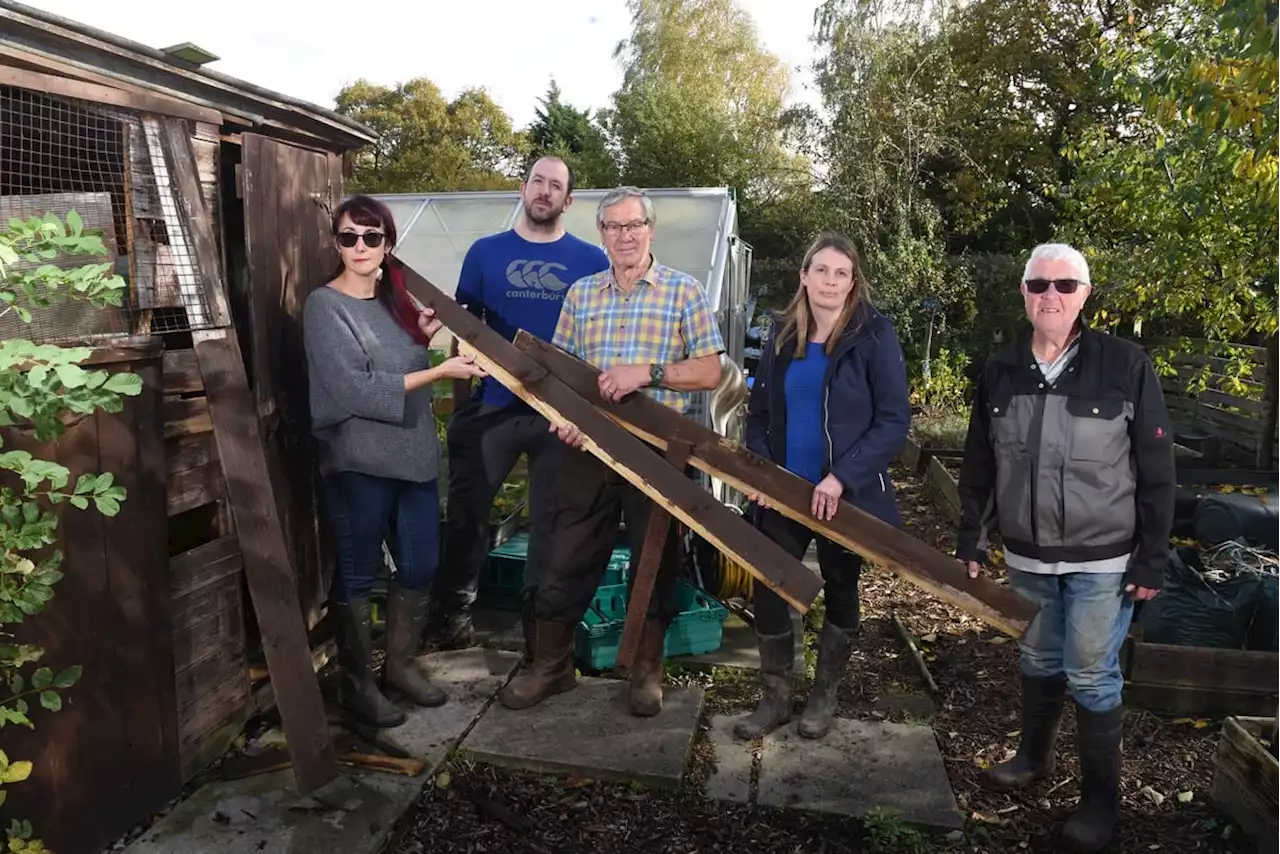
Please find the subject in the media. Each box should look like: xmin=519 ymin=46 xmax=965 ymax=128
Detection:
xmin=596 ymin=186 xmax=657 ymax=228
xmin=1023 ymin=242 xmax=1091 ymax=284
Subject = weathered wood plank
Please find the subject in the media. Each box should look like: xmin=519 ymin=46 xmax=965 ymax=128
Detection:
xmin=1125 ymin=641 xmax=1279 ymax=694
xmin=170 ymin=535 xmax=242 ymax=598
xmin=167 ymin=461 xmax=223 ymax=516
xmin=0 ymin=62 xmax=222 ymax=123
xmin=394 ymin=258 xmax=824 ymax=613
xmin=1209 ymin=716 xmax=1278 ymax=850
xmin=190 ymin=326 xmax=338 ymax=793
xmin=167 ymin=432 xmax=218 ymax=475
xmin=514 ymin=331 xmax=1038 ymax=638
xmin=617 ymin=441 xmax=691 ymax=672
xmin=159 ymin=116 xmax=232 ymax=327
xmin=164 ymin=396 xmax=213 ymax=438
xmin=164 ymin=349 xmax=204 ymax=394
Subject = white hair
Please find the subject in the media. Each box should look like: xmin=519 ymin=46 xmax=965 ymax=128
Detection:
xmin=1023 ymin=243 xmax=1090 ymax=284
xmin=596 ymin=186 xmax=656 ymax=228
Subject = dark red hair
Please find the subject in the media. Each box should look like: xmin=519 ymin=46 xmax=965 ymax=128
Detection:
xmin=331 ymin=194 xmax=430 ymax=347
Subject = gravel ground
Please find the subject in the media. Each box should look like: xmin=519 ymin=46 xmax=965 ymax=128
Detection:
xmin=386 ymin=462 xmax=1255 ymax=854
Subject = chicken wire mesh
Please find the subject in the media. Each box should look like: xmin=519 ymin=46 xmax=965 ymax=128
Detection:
xmin=0 ymin=84 xmax=218 ymax=343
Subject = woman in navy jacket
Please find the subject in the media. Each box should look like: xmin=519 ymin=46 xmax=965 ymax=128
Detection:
xmin=734 ymin=232 xmax=911 ymax=742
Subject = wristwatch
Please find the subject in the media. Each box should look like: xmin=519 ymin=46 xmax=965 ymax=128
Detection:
xmin=649 ymin=363 xmax=665 ymax=388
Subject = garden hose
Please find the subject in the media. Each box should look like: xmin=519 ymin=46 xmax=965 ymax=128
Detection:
xmin=714 ymin=502 xmax=755 ymax=600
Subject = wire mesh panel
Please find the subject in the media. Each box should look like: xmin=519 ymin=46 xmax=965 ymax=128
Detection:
xmin=0 ymin=84 xmax=218 ymax=343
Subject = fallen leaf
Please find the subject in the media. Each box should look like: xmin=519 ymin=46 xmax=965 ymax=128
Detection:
xmin=921 ymin=632 xmax=938 ymax=643
xmin=1177 ymin=790 xmax=1194 ymax=803
xmin=435 ymin=771 xmax=451 ymax=789
xmin=1006 ymin=730 xmax=1022 ymax=738
xmin=1139 ymin=786 xmax=1165 ymax=806
xmin=1172 ymin=717 xmax=1195 ymax=725
xmin=988 ymin=636 xmax=1010 ymax=645
xmin=1193 ymin=719 xmax=1209 ymax=729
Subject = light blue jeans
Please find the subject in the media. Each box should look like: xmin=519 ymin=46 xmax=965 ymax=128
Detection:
xmin=1009 ymin=569 xmax=1134 ymax=713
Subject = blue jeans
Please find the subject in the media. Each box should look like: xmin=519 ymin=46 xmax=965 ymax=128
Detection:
xmin=1009 ymin=569 xmax=1134 ymax=713
xmin=323 ymin=472 xmax=440 ymax=603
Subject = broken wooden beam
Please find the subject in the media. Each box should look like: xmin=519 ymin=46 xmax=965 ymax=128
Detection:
xmin=616 ymin=440 xmax=691 ymax=672
xmin=392 ymin=256 xmax=824 ymax=613
xmin=192 ymin=327 xmax=339 ymax=793
xmin=513 ymin=331 xmax=1037 ymax=639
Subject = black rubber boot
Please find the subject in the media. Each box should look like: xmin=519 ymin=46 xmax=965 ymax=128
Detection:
xmin=798 ymin=621 xmax=855 ymax=739
xmin=733 ymin=629 xmax=794 ymax=740
xmin=1061 ymin=704 xmax=1124 ymax=851
xmin=336 ymin=599 xmax=406 ymax=728
xmin=384 ymin=585 xmax=447 ymax=707
xmin=983 ymin=673 xmax=1068 ymax=791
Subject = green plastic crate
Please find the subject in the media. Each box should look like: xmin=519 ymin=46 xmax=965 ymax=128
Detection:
xmin=574 ymin=578 xmax=729 ymax=671
xmin=478 ymin=533 xmax=631 ymax=611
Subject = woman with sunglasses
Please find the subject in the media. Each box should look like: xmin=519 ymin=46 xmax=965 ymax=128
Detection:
xmin=954 ymin=243 xmax=1175 ymax=850
xmin=303 ymin=194 xmax=486 ymax=728
xmin=734 ymin=232 xmax=910 ymax=742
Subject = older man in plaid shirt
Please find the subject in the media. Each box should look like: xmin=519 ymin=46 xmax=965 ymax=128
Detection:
xmin=499 ymin=186 xmax=725 ymax=716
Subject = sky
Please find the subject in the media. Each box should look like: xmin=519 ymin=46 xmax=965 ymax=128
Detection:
xmin=32 ymin=0 xmax=826 ymax=128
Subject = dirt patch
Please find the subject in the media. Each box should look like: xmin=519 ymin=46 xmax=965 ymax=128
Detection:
xmin=386 ymin=461 xmax=1253 ymax=854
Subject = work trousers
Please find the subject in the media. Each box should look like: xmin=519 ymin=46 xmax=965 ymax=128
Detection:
xmin=323 ymin=471 xmax=439 ymax=602
xmin=752 ymin=508 xmax=864 ymax=634
xmin=536 ymin=446 xmax=685 ymax=624
xmin=435 ymin=401 xmax=564 ymax=611
xmin=1009 ymin=568 xmax=1134 ymax=713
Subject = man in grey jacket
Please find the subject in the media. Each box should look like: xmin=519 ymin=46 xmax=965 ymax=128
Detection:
xmin=955 ymin=243 xmax=1176 ymax=852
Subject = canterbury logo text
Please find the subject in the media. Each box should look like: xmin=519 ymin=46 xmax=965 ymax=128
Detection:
xmin=506 ymin=260 xmax=572 ymax=297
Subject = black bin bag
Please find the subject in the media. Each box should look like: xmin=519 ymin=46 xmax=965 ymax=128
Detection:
xmin=1137 ymin=546 xmax=1274 ymax=650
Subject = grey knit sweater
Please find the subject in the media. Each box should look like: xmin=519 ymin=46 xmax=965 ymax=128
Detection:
xmin=303 ymin=286 xmax=439 ymax=483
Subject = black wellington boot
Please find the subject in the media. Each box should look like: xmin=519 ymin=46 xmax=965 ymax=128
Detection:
xmin=1060 ymin=704 xmax=1124 ymax=851
xmin=336 ymin=599 xmax=406 ymax=728
xmin=982 ymin=673 xmax=1069 ymax=791
xmin=797 ymin=621 xmax=856 ymax=739
xmin=733 ymin=629 xmax=795 ymax=740
xmin=384 ymin=585 xmax=447 ymax=707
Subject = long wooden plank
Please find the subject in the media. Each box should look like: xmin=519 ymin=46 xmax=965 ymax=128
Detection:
xmin=617 ymin=440 xmax=691 ymax=672
xmin=190 ymin=326 xmax=338 ymax=793
xmin=393 ymin=257 xmax=823 ymax=612
xmin=514 ymin=331 xmax=1038 ymax=638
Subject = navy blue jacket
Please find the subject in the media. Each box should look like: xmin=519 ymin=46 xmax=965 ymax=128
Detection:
xmin=745 ymin=304 xmax=911 ymax=528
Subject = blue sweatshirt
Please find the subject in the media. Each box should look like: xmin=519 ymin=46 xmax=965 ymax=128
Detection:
xmin=456 ymin=229 xmax=610 ymax=408
xmin=784 ymin=342 xmax=829 ymax=484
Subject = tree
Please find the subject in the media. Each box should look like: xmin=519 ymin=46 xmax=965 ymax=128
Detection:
xmin=1061 ymin=0 xmax=1278 ymax=354
xmin=525 ymin=81 xmax=619 ymax=189
xmin=606 ymin=0 xmax=818 ymax=304
xmin=334 ymin=78 xmax=527 ymax=193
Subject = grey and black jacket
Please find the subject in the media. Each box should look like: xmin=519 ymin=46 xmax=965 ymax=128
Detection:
xmin=954 ymin=322 xmax=1177 ymax=589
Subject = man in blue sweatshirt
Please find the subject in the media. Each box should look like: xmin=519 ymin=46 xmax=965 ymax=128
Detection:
xmin=427 ymin=156 xmax=609 ymax=656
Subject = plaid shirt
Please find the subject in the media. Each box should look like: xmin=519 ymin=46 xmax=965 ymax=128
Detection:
xmin=553 ymin=258 xmax=725 ymax=412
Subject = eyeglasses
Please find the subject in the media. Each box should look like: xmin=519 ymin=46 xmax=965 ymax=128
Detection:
xmin=1024 ymin=278 xmax=1084 ymax=294
xmin=336 ymin=231 xmax=385 ymax=248
xmin=601 ymin=220 xmax=649 ymax=235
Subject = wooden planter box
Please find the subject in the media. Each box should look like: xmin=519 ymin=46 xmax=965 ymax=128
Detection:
xmin=925 ymin=454 xmax=962 ymax=523
xmin=1121 ymin=637 xmax=1280 ymax=717
xmin=898 ymin=434 xmax=965 ymax=476
xmin=1209 ymin=716 xmax=1278 ymax=853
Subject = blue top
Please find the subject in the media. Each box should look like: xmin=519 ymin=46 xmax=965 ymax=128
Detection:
xmin=783 ymin=342 xmax=829 ymax=484
xmin=456 ymin=229 xmax=610 ymax=408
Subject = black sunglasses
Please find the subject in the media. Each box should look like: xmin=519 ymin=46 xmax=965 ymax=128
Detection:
xmin=1025 ymin=278 xmax=1084 ymax=294
xmin=336 ymin=231 xmax=385 ymax=248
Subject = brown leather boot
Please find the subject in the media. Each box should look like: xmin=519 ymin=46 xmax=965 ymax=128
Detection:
xmin=498 ymin=619 xmax=578 ymax=710
xmin=628 ymin=618 xmax=668 ymax=717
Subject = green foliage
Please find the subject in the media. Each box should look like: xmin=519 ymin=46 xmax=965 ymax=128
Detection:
xmin=525 ymin=82 xmax=619 ymax=190
xmin=1062 ymin=0 xmax=1279 ymax=348
xmin=909 ymin=347 xmax=972 ymax=414
xmin=863 ymin=807 xmax=928 ymax=854
xmin=335 ymin=78 xmax=528 ymax=193
xmin=0 ymin=212 xmax=138 ymax=853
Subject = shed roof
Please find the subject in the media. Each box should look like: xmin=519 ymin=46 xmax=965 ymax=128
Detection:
xmin=0 ymin=0 xmax=377 ymax=150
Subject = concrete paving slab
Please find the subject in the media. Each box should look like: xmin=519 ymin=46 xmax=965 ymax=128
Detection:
xmin=463 ymin=677 xmax=704 ymax=788
xmin=378 ymin=648 xmax=518 ymax=762
xmin=122 ymin=768 xmax=424 ymax=854
xmin=757 ymin=718 xmax=963 ymax=831
xmin=703 ymin=714 xmax=754 ymax=804
xmin=678 ymin=611 xmax=806 ymax=672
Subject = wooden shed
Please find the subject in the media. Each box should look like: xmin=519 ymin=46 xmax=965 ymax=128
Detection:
xmin=0 ymin=3 xmax=376 ymax=851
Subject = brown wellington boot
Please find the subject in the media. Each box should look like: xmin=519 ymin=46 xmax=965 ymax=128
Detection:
xmin=628 ymin=618 xmax=668 ymax=717
xmin=498 ymin=619 xmax=578 ymax=710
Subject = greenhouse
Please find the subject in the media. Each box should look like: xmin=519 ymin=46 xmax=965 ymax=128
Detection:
xmin=369 ymin=186 xmax=755 ymax=370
